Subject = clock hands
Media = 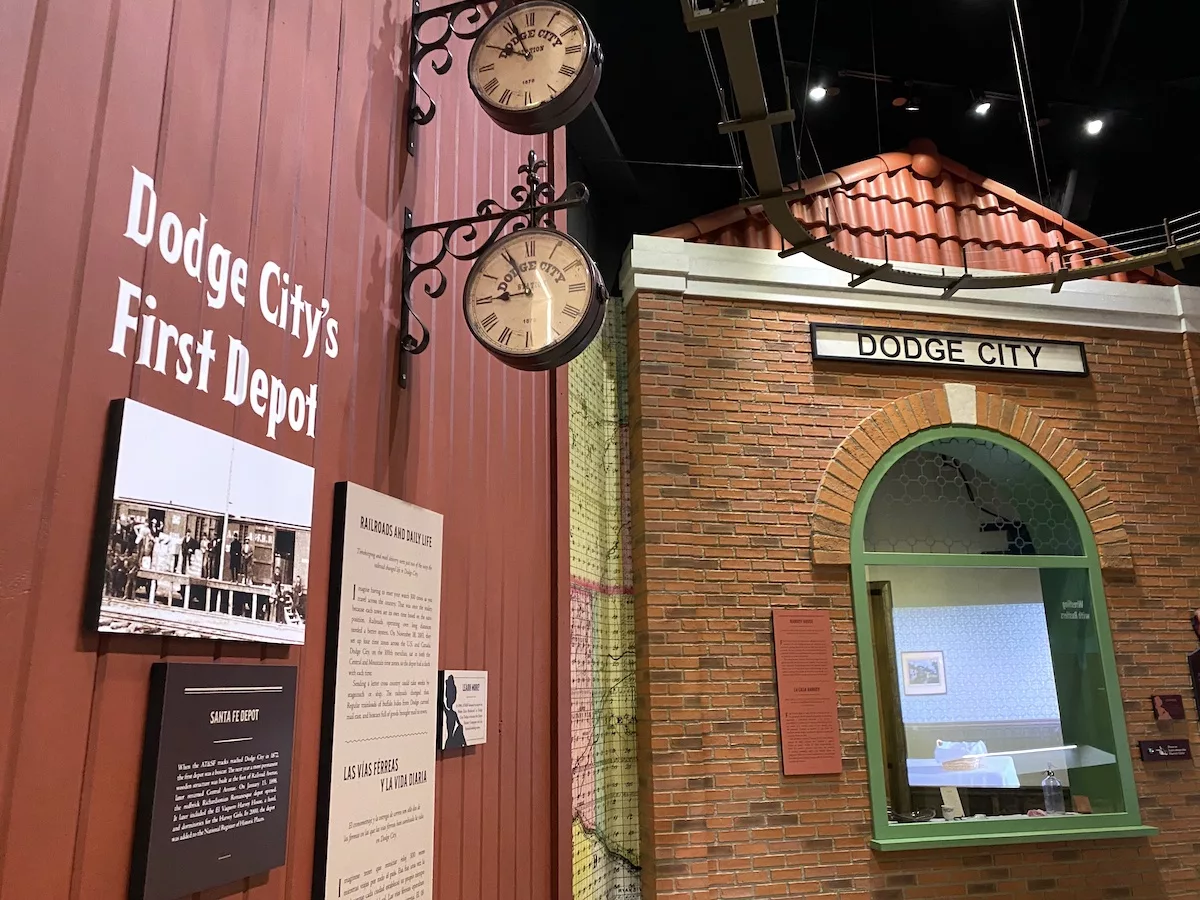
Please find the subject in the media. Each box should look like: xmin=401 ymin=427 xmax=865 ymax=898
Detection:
xmin=501 ymin=251 xmax=533 ymax=296
xmin=503 ymin=19 xmax=533 ymax=60
xmin=477 ymin=289 xmax=518 ymax=303
xmin=485 ymin=43 xmax=516 ymax=58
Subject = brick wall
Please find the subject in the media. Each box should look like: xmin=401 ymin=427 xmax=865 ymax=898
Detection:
xmin=627 ymin=290 xmax=1200 ymax=900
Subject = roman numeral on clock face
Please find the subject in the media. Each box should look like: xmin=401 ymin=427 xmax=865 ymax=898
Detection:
xmin=483 ymin=77 xmax=500 ymax=95
xmin=525 ymin=239 xmax=536 ymax=258
xmin=525 ymin=11 xmax=535 ymax=26
xmin=565 ymin=44 xmax=582 ymax=54
xmin=559 ymin=64 xmax=577 ymax=78
xmin=562 ymin=303 xmax=581 ymax=319
xmin=499 ymin=89 xmax=513 ymax=106
xmin=499 ymin=327 xmax=513 ymax=346
xmin=568 ymin=283 xmax=585 ymax=293
xmin=480 ymin=311 xmax=499 ymax=331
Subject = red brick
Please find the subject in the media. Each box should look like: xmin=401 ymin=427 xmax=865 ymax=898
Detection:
xmin=627 ymin=291 xmax=1190 ymax=900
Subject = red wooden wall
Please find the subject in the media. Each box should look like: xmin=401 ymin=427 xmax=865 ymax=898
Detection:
xmin=0 ymin=1 xmax=568 ymax=899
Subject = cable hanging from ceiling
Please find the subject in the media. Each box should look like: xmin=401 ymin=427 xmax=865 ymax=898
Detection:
xmin=699 ymin=28 xmax=755 ymax=197
xmin=780 ymin=0 xmax=845 ymax=243
xmin=1008 ymin=0 xmax=1052 ymax=212
xmin=771 ymin=6 xmax=804 ymax=183
xmin=795 ymin=0 xmax=821 ymax=181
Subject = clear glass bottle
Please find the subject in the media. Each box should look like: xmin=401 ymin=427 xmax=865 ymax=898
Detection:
xmin=1042 ymin=767 xmax=1065 ymax=815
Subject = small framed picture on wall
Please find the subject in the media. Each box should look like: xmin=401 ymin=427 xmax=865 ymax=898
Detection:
xmin=901 ymin=651 xmax=947 ymax=696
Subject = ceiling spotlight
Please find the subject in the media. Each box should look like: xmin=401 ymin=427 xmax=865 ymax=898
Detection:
xmin=809 ymin=85 xmax=828 ymax=102
xmin=904 ymin=97 xmax=921 ymax=112
xmin=973 ymin=100 xmax=992 ymax=116
xmin=1084 ymin=118 xmax=1104 ymax=136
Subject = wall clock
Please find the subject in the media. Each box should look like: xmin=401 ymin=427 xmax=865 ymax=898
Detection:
xmin=466 ymin=1 xmax=602 ymax=135
xmin=462 ymin=227 xmax=605 ymax=371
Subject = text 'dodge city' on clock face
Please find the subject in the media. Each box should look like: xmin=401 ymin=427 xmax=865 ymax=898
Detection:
xmin=467 ymin=1 xmax=602 ymax=135
xmin=462 ymin=228 xmax=604 ymax=372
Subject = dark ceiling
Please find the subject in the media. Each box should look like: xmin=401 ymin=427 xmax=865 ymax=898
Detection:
xmin=566 ymin=0 xmax=1200 ymax=285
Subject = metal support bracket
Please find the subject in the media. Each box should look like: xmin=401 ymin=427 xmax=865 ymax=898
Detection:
xmin=848 ymin=263 xmax=893 ymax=289
xmin=739 ymin=187 xmax=806 ymax=208
xmin=1165 ymin=218 xmax=1185 ymax=271
xmin=407 ymin=0 xmax=494 ymax=155
xmin=941 ymin=273 xmax=970 ymax=299
xmin=717 ymin=109 xmax=795 ymax=134
xmin=398 ymin=151 xmax=589 ymax=388
xmin=779 ymin=234 xmax=834 ymax=258
xmin=1051 ymin=268 xmax=1069 ymax=295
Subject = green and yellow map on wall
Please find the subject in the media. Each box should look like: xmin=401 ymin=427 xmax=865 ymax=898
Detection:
xmin=569 ymin=300 xmax=641 ymax=900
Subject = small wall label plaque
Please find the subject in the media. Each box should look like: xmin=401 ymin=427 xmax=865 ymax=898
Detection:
xmin=437 ymin=670 xmax=488 ymax=750
xmin=1139 ymin=739 xmax=1192 ymax=762
xmin=1151 ymin=694 xmax=1186 ymax=721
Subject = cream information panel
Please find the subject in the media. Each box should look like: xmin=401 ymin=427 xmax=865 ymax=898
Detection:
xmin=320 ymin=483 xmax=443 ymax=900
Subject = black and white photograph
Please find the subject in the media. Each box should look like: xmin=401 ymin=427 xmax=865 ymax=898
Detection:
xmin=901 ymin=650 xmax=948 ymax=696
xmin=89 ymin=400 xmax=314 ymax=645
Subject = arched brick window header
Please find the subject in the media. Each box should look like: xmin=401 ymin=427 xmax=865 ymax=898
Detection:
xmin=811 ymin=385 xmax=1133 ymax=570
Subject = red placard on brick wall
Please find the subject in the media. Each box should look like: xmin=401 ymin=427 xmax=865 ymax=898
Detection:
xmin=772 ymin=609 xmax=842 ymax=775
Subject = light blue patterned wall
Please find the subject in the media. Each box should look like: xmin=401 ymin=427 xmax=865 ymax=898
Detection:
xmin=893 ymin=603 xmax=1061 ymax=723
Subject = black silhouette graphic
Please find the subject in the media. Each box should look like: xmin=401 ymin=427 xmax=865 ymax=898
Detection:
xmin=442 ymin=674 xmax=467 ymax=750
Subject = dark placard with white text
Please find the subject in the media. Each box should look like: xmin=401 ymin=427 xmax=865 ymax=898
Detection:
xmin=130 ymin=663 xmax=297 ymax=900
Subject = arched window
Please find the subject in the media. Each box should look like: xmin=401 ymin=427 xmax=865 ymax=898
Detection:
xmin=850 ymin=427 xmax=1153 ymax=850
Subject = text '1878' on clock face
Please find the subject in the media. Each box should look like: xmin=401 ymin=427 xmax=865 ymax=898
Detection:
xmin=469 ymin=3 xmax=590 ymax=112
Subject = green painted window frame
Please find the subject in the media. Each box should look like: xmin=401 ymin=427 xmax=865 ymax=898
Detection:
xmin=850 ymin=425 xmax=1156 ymax=851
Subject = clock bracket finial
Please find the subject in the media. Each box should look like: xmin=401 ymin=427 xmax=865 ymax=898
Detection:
xmin=399 ymin=150 xmax=589 ymax=388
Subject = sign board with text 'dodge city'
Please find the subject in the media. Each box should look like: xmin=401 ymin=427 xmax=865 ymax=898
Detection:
xmin=810 ymin=323 xmax=1088 ymax=376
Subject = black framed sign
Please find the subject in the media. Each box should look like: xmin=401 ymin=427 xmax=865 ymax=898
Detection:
xmin=809 ymin=323 xmax=1089 ymax=377
xmin=130 ymin=662 xmax=297 ymax=900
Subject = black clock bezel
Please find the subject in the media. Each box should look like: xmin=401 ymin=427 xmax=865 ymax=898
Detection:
xmin=466 ymin=0 xmax=603 ymax=137
xmin=462 ymin=227 xmax=606 ymax=372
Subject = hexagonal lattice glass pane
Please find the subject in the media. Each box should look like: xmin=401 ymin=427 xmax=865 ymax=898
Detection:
xmin=863 ymin=437 xmax=1084 ymax=555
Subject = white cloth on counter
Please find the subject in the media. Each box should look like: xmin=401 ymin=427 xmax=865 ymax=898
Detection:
xmin=907 ymin=756 xmax=1020 ymax=788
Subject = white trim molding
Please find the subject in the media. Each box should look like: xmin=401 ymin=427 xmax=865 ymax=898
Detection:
xmin=619 ymin=234 xmax=1200 ymax=334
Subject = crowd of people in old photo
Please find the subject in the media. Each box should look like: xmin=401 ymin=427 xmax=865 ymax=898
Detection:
xmin=103 ymin=511 xmax=307 ymax=625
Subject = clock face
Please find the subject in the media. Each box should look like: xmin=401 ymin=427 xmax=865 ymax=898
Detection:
xmin=463 ymin=229 xmax=598 ymax=365
xmin=468 ymin=2 xmax=591 ymax=114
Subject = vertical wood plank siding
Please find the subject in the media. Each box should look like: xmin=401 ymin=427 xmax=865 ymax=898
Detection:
xmin=0 ymin=1 xmax=564 ymax=898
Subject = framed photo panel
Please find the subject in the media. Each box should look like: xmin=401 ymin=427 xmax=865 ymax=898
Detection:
xmin=901 ymin=650 xmax=947 ymax=696
xmin=87 ymin=399 xmax=314 ymax=644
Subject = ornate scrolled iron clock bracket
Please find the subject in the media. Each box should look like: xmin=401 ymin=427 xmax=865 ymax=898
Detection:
xmin=399 ymin=150 xmax=589 ymax=387
xmin=407 ymin=0 xmax=494 ymax=155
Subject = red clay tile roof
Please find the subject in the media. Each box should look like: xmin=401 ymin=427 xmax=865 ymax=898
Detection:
xmin=657 ymin=138 xmax=1173 ymax=286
